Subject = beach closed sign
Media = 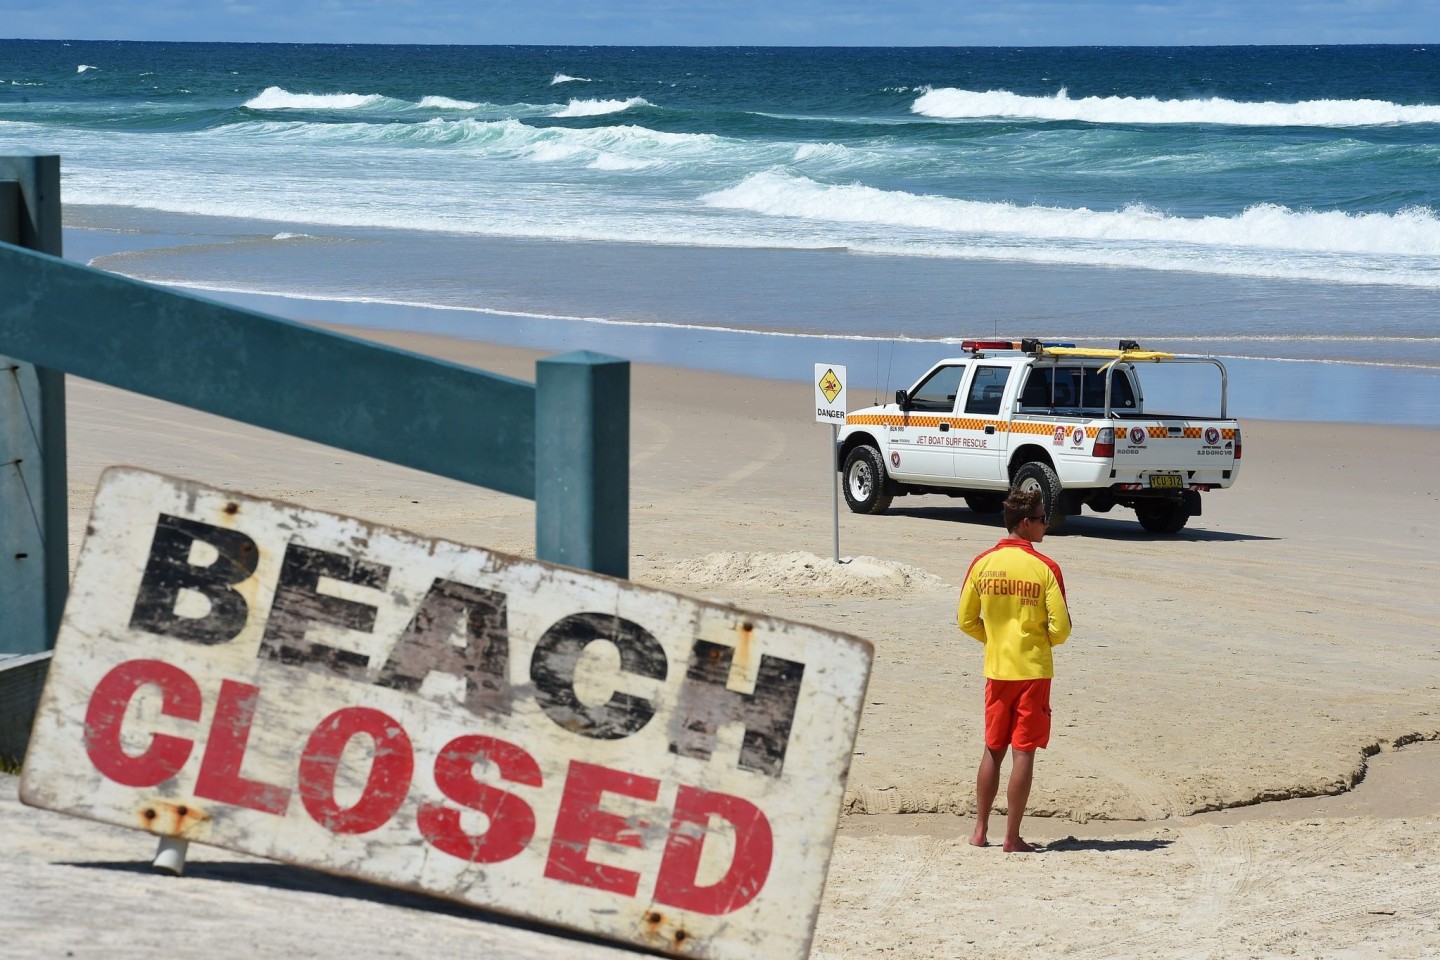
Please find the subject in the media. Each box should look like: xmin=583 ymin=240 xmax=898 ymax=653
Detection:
xmin=21 ymin=468 xmax=872 ymax=960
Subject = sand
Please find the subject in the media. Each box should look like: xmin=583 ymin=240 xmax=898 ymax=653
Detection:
xmin=5 ymin=324 xmax=1440 ymax=958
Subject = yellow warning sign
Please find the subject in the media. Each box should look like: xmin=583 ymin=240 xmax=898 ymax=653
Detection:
xmin=814 ymin=362 xmax=847 ymax=425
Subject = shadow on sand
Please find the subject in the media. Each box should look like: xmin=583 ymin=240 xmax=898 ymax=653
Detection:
xmin=1041 ymin=836 xmax=1176 ymax=853
xmin=61 ymin=858 xmax=665 ymax=956
xmin=885 ymin=505 xmax=1276 ymax=543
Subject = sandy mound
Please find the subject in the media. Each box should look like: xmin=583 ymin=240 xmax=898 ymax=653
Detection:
xmin=648 ymin=551 xmax=952 ymax=598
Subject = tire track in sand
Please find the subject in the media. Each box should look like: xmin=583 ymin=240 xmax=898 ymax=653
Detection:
xmin=688 ymin=419 xmax=788 ymax=499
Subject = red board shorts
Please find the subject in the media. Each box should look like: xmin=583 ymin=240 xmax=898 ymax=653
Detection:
xmin=984 ymin=678 xmax=1053 ymax=752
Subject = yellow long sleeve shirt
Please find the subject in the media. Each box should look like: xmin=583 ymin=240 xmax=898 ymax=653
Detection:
xmin=958 ymin=537 xmax=1071 ymax=680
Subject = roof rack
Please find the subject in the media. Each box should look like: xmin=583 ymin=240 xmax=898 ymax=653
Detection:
xmin=959 ymin=339 xmax=1076 ymax=356
xmin=960 ymin=339 xmax=1178 ymax=362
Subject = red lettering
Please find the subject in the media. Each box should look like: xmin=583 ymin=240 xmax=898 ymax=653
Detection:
xmin=418 ymin=734 xmax=541 ymax=863
xmin=84 ymin=659 xmax=201 ymax=787
xmin=299 ymin=707 xmax=414 ymax=834
xmin=545 ymin=760 xmax=659 ymax=896
xmin=80 ymin=648 xmax=788 ymax=919
xmin=976 ymin=578 xmax=1041 ymax=599
xmin=195 ymin=680 xmax=293 ymax=814
xmin=654 ymin=786 xmax=773 ymax=915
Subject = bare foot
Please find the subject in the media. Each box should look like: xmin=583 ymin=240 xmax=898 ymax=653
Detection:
xmin=1002 ymin=837 xmax=1036 ymax=853
xmin=969 ymin=827 xmax=989 ymax=847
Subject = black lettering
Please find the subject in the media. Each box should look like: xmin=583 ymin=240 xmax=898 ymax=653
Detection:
xmin=129 ymin=514 xmax=257 ymax=645
xmin=530 ymin=613 xmax=666 ymax=739
xmin=376 ymin=578 xmax=511 ymax=715
xmin=258 ymin=543 xmax=387 ymax=679
xmin=669 ymin=639 xmax=804 ymax=778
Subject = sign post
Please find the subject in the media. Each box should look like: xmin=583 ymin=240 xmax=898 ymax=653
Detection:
xmin=814 ymin=363 xmax=847 ymax=564
xmin=21 ymin=468 xmax=872 ymax=960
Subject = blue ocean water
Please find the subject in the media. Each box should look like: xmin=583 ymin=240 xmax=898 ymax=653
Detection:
xmin=3 ymin=40 xmax=1440 ymax=423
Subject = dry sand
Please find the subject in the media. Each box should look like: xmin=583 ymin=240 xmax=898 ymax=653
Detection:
xmin=5 ymin=325 xmax=1440 ymax=958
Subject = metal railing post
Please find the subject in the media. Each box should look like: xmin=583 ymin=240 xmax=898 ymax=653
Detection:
xmin=535 ymin=351 xmax=629 ymax=580
xmin=1 ymin=152 xmax=66 ymax=652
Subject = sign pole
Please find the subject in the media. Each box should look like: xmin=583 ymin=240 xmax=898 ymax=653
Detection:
xmin=831 ymin=424 xmax=840 ymax=563
xmin=813 ymin=363 xmax=847 ymax=566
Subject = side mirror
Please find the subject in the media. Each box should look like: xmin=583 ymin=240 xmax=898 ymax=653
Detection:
xmin=894 ymin=389 xmax=908 ymax=408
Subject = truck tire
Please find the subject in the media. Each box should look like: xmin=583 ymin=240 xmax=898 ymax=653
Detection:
xmin=963 ymin=493 xmax=1005 ymax=514
xmin=1013 ymin=461 xmax=1065 ymax=533
xmin=1136 ymin=499 xmax=1190 ymax=534
xmin=842 ymin=446 xmax=894 ymax=515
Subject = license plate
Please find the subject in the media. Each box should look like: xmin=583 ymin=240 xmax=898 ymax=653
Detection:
xmin=1148 ymin=474 xmax=1183 ymax=489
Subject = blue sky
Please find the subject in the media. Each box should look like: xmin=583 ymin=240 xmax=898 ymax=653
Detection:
xmin=1 ymin=0 xmax=1434 ymax=46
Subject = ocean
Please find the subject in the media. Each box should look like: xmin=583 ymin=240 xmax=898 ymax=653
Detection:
xmin=3 ymin=40 xmax=1438 ymax=424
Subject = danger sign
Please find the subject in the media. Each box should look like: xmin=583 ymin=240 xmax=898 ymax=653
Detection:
xmin=814 ymin=363 xmax=847 ymax=424
xmin=21 ymin=468 xmax=872 ymax=960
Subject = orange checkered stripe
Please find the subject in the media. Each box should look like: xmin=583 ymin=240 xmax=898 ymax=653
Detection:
xmin=1133 ymin=426 xmax=1238 ymax=439
xmin=845 ymin=414 xmax=1233 ymax=441
xmin=845 ymin=414 xmax=1101 ymax=437
xmin=1010 ymin=421 xmax=1097 ymax=437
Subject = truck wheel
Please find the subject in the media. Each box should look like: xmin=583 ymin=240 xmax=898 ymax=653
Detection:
xmin=964 ymin=493 xmax=1005 ymax=515
xmin=1013 ymin=461 xmax=1065 ymax=533
xmin=1136 ymin=500 xmax=1190 ymax=534
xmin=842 ymin=446 xmax=894 ymax=515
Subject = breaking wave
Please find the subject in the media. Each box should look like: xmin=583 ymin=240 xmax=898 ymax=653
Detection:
xmin=552 ymin=97 xmax=652 ymax=118
xmin=417 ymin=95 xmax=480 ymax=110
xmin=703 ymin=171 xmax=1440 ymax=257
xmin=244 ymin=86 xmax=391 ymax=110
xmin=912 ymin=87 xmax=1440 ymax=127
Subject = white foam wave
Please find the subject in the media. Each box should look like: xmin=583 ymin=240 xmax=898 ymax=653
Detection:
xmin=56 ymin=110 xmax=1439 ymax=291
xmin=77 ymin=64 xmax=96 ymax=74
xmin=703 ymin=171 xmax=1440 ymax=258
xmin=210 ymin=115 xmax=717 ymax=165
xmin=793 ymin=143 xmax=849 ymax=164
xmin=588 ymin=153 xmax=653 ymax=171
xmin=418 ymin=95 xmax=480 ymax=110
xmin=244 ymin=86 xmax=389 ymax=110
xmin=912 ymin=87 xmax=1440 ymax=127
xmin=551 ymin=73 xmax=591 ymax=85
xmin=552 ymin=97 xmax=651 ymax=118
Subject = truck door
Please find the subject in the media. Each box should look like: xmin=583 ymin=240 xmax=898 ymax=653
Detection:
xmin=892 ymin=363 xmax=965 ymax=480
xmin=952 ymin=363 xmax=1013 ymax=483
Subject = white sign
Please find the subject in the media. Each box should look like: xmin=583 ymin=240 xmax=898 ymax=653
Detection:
xmin=814 ymin=363 xmax=847 ymax=424
xmin=21 ymin=468 xmax=873 ymax=960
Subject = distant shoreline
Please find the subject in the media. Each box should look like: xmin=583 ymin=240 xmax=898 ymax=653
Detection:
xmin=62 ymin=213 xmax=1440 ymax=427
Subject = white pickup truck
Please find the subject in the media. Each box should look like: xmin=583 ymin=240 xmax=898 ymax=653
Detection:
xmin=835 ymin=339 xmax=1242 ymax=534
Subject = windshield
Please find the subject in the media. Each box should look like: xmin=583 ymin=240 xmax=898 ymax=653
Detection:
xmin=908 ymin=364 xmax=966 ymax=412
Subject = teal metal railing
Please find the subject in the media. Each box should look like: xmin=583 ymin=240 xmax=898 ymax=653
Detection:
xmin=1 ymin=151 xmax=629 ymax=763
